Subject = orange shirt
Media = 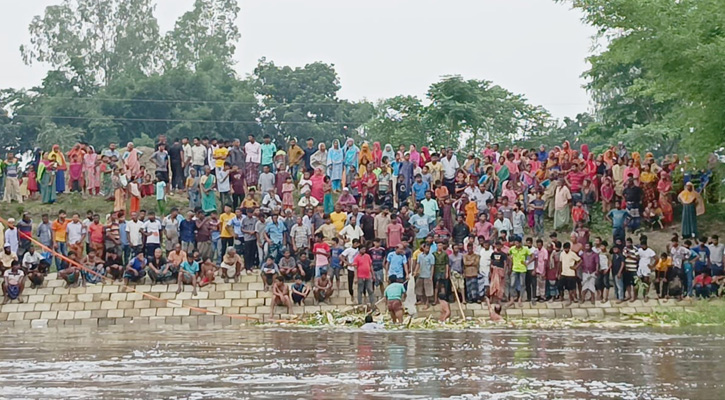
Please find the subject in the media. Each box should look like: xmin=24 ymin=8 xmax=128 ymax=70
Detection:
xmin=51 ymin=219 xmax=69 ymax=243
xmin=88 ymin=223 xmax=104 ymax=244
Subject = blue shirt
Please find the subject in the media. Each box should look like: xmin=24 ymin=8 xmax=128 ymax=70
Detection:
xmin=331 ymin=247 xmax=344 ymax=268
xmin=417 ymin=252 xmax=435 ymax=279
xmin=179 ymin=220 xmax=196 ymax=243
xmin=130 ymin=257 xmax=146 ymax=272
xmin=118 ymin=222 xmax=129 ymax=245
xmin=537 ymin=151 xmax=549 ymax=162
xmin=228 ymin=216 xmax=244 ymax=237
xmin=181 ymin=260 xmax=200 ymax=274
xmin=265 ymin=220 xmax=286 ymax=244
xmin=386 ymin=252 xmax=408 ymax=278
xmin=412 ymin=181 xmax=429 ymax=201
xmin=608 ymin=210 xmax=631 ymax=229
xmin=409 ymin=214 xmax=430 ymax=239
xmin=260 ymin=143 xmax=277 ymax=165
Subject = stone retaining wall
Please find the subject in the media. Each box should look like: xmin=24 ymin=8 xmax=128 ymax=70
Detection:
xmin=0 ymin=273 xmax=696 ymax=328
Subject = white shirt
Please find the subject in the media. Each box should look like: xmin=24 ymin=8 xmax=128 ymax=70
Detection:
xmin=637 ymin=247 xmax=656 ymax=277
xmin=216 ymin=169 xmax=230 ymax=192
xmin=707 ymin=243 xmax=725 ymax=265
xmin=244 ymin=142 xmax=261 ymax=163
xmin=126 ymin=220 xmax=145 ymax=246
xmin=493 ymin=218 xmax=513 ymax=235
xmin=341 ymin=247 xmax=359 ymax=271
xmin=66 ymin=222 xmax=85 ymax=245
xmin=3 ymin=269 xmax=24 ymax=286
xmin=479 ymin=247 xmax=493 ymax=275
xmin=3 ymin=228 xmax=18 ymax=254
xmin=182 ymin=143 xmax=192 ymax=163
xmin=22 ymin=251 xmax=44 ymax=269
xmin=339 ymin=224 xmax=363 ymax=248
xmin=526 ymin=246 xmax=536 ymax=271
xmin=441 ymin=155 xmax=460 ymax=180
xmin=190 ymin=145 xmax=207 ymax=166
xmin=477 ymin=191 xmax=494 ymax=211
xmin=144 ymin=219 xmax=163 ymax=244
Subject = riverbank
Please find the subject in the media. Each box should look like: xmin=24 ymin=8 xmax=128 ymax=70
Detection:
xmin=1 ymin=271 xmax=719 ymax=329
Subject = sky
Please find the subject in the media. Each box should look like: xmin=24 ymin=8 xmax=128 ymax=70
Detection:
xmin=0 ymin=0 xmax=597 ymax=119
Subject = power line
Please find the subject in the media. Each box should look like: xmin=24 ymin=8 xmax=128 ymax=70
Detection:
xmin=13 ymin=114 xmax=368 ymax=125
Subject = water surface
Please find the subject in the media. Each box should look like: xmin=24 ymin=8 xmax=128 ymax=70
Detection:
xmin=1 ymin=326 xmax=722 ymax=399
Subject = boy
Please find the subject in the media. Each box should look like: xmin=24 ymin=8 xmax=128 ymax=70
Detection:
xmin=610 ymin=241 xmax=625 ymax=301
xmin=155 ymin=178 xmax=167 ymax=216
xmin=176 ymin=253 xmax=200 ymax=296
xmin=694 ymin=271 xmax=712 ymax=298
xmin=414 ymin=243 xmax=435 ymax=308
xmin=596 ymin=241 xmax=611 ymax=302
xmin=291 ymin=275 xmax=311 ymax=305
xmin=261 ymin=256 xmax=279 ymax=291
xmin=530 ymin=191 xmax=546 ymax=237
xmin=579 ymin=242 xmax=599 ymax=304
xmin=384 ymin=275 xmax=406 ymax=324
xmin=654 ymin=252 xmax=672 ymax=299
xmin=270 ymin=276 xmax=292 ymax=318
xmin=368 ymin=239 xmax=387 ymax=297
xmin=329 ymin=237 xmax=344 ymax=289
xmin=560 ymin=242 xmax=582 ymax=306
xmin=571 ymin=201 xmax=588 ymax=226
xmin=123 ymin=251 xmax=147 ymax=288
xmin=313 ymin=272 xmax=334 ymax=304
xmin=278 ymin=250 xmax=297 ymax=280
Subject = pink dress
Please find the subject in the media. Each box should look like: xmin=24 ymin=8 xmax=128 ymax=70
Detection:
xmin=281 ymin=183 xmax=295 ymax=209
xmin=310 ymin=174 xmax=325 ymax=202
xmin=83 ymin=152 xmax=100 ymax=190
xmin=124 ymin=149 xmax=141 ymax=179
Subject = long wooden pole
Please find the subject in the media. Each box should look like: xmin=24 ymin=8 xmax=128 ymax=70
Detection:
xmin=449 ymin=276 xmax=466 ymax=320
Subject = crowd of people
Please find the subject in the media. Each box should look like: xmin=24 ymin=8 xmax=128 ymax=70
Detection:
xmin=0 ymin=134 xmax=721 ymax=322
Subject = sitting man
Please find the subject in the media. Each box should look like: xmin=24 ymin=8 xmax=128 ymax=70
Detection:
xmin=261 ymin=256 xmax=279 ymax=291
xmin=0 ymin=244 xmax=18 ymax=275
xmin=278 ymin=250 xmax=298 ymax=280
xmin=176 ymin=253 xmax=199 ymax=296
xmin=199 ymin=254 xmax=216 ymax=288
xmin=123 ymin=251 xmax=148 ymax=288
xmin=2 ymin=261 xmax=26 ymax=304
xmin=166 ymin=243 xmax=187 ymax=278
xmin=291 ymin=275 xmax=310 ymax=305
xmin=58 ymin=251 xmax=83 ymax=288
xmin=147 ymin=247 xmax=172 ymax=284
xmin=220 ymin=247 xmax=243 ymax=283
xmin=81 ymin=249 xmax=106 ymax=285
xmin=104 ymin=249 xmax=124 ymax=281
xmin=27 ymin=259 xmax=50 ymax=289
xmin=313 ymin=272 xmax=334 ymax=304
xmin=270 ymin=276 xmax=292 ymax=318
xmin=22 ymin=245 xmax=43 ymax=274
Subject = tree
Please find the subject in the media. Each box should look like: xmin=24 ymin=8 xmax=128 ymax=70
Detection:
xmin=364 ymin=96 xmax=429 ymax=147
xmin=21 ymin=0 xmax=161 ymax=87
xmin=163 ymin=0 xmax=241 ymax=70
xmin=563 ymin=0 xmax=725 ymax=157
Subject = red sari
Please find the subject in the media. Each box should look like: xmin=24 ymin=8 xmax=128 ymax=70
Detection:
xmin=310 ymin=172 xmax=325 ymax=202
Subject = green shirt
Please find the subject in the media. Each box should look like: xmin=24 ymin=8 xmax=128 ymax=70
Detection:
xmin=509 ymin=246 xmax=532 ymax=273
xmin=384 ymin=282 xmax=406 ymax=300
xmin=260 ymin=143 xmax=277 ymax=165
xmin=433 ymin=251 xmax=449 ymax=275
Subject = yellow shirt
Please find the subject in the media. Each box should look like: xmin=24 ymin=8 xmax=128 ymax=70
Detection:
xmin=288 ymin=144 xmax=304 ymax=166
xmin=330 ymin=212 xmax=347 ymax=232
xmin=213 ymin=147 xmax=229 ymax=169
xmin=655 ymin=258 xmax=672 ymax=272
xmin=242 ymin=198 xmax=258 ymax=208
xmin=219 ymin=212 xmax=235 ymax=238
xmin=426 ymin=161 xmax=444 ymax=184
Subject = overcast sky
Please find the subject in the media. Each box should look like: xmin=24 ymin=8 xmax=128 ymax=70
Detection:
xmin=0 ymin=0 xmax=596 ymax=119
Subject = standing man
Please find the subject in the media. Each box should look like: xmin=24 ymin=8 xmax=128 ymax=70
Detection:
xmin=181 ymin=138 xmax=193 ymax=179
xmin=190 ymin=137 xmax=207 ymax=175
xmin=287 ymin=138 xmax=304 ymax=181
xmin=260 ymin=135 xmax=277 ymax=172
xmin=2 ymin=153 xmax=22 ymax=203
xmin=228 ymin=139 xmax=245 ymax=171
xmin=441 ymin=148 xmax=459 ymax=194
xmin=302 ymin=138 xmax=316 ymax=173
xmin=244 ymin=134 xmax=261 ymax=187
xmin=152 ymin=143 xmax=170 ymax=192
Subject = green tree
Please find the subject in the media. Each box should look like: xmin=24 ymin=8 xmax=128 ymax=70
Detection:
xmin=163 ymin=0 xmax=241 ymax=70
xmin=364 ymin=96 xmax=429 ymax=147
xmin=21 ymin=0 xmax=161 ymax=87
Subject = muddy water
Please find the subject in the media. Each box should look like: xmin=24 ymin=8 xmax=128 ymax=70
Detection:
xmin=0 ymin=326 xmax=723 ymax=399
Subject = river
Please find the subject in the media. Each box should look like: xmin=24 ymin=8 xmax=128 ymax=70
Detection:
xmin=1 ymin=326 xmax=722 ymax=399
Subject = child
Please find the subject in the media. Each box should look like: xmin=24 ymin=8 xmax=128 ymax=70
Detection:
xmin=281 ymin=176 xmax=295 ymax=211
xmin=530 ymin=191 xmax=545 ymax=237
xmin=323 ymin=176 xmax=334 ymax=215
xmin=291 ymin=275 xmax=310 ymax=305
xmin=26 ymin=165 xmax=38 ymax=200
xmin=694 ymin=272 xmax=713 ymax=298
xmin=155 ymin=178 xmax=167 ymax=216
xmin=141 ymin=172 xmax=154 ymax=197
xmin=298 ymin=170 xmax=312 ymax=195
xmin=655 ymin=252 xmax=672 ymax=299
xmin=571 ymin=201 xmax=588 ymax=225
xmin=596 ymin=242 xmax=611 ymax=302
xmin=329 ymin=238 xmax=344 ymax=290
xmin=438 ymin=291 xmax=451 ymax=322
xmin=128 ymin=178 xmax=142 ymax=214
xmin=368 ymin=239 xmax=387 ymax=297
xmin=241 ymin=187 xmax=259 ymax=211
xmin=186 ymin=168 xmax=201 ymax=210
xmin=600 ymin=176 xmax=614 ymax=214
xmin=69 ymin=155 xmax=83 ymax=193
xmin=270 ymin=276 xmax=292 ymax=318
xmin=261 ymin=256 xmax=280 ymax=291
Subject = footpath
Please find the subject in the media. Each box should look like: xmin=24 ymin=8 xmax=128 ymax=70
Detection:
xmin=0 ymin=272 xmax=701 ymax=329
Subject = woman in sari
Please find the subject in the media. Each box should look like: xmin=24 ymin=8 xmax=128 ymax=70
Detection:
xmin=382 ymin=144 xmax=395 ymax=166
xmin=358 ymin=142 xmax=374 ymax=174
xmin=327 ymin=140 xmax=344 ymax=191
xmin=600 ymin=176 xmax=614 ymax=214
xmin=495 ymin=159 xmax=510 ymax=196
xmin=310 ymin=168 xmax=325 ymax=203
xmin=360 ymin=166 xmax=378 ymax=206
xmin=623 ymin=159 xmax=640 ymax=182
xmin=656 ymin=170 xmax=673 ymax=222
xmin=47 ymin=145 xmax=67 ymax=194
xmin=83 ymin=146 xmax=100 ymax=195
xmin=631 ymin=152 xmax=642 ymax=169
xmin=408 ymin=145 xmax=420 ymax=168
xmin=639 ymin=164 xmax=658 ymax=206
xmin=111 ymin=168 xmax=126 ymax=212
xmin=603 ymin=149 xmax=615 ymax=168
xmin=200 ymin=166 xmax=217 ymax=214
xmin=343 ymin=138 xmax=359 ymax=178
xmin=310 ymin=143 xmax=328 ymax=172
xmin=323 ymin=176 xmax=334 ymax=214
xmin=580 ymin=143 xmax=590 ymax=161
xmin=39 ymin=158 xmax=58 ymax=204
xmin=419 ymin=146 xmax=431 ymax=169
xmin=122 ymin=142 xmax=142 ymax=179
xmin=678 ymin=182 xmax=704 ymax=239
xmin=372 ymin=142 xmax=383 ymax=167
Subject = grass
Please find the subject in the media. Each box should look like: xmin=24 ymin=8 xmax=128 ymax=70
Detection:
xmin=0 ymin=192 xmax=188 ymax=221
xmin=652 ymin=301 xmax=725 ymax=327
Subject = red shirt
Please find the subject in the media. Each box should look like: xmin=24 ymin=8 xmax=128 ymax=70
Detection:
xmin=313 ymin=242 xmax=330 ymax=267
xmin=353 ymin=253 xmax=373 ymax=279
xmin=88 ymin=223 xmax=104 ymax=244
xmin=386 ymin=223 xmax=404 ymax=248
xmin=567 ymin=171 xmax=587 ymax=192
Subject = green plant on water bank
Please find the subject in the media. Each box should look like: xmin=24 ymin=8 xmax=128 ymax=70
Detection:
xmin=650 ymin=301 xmax=725 ymax=327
